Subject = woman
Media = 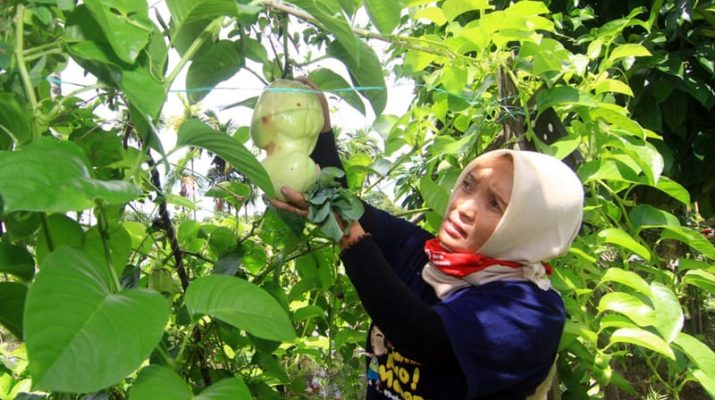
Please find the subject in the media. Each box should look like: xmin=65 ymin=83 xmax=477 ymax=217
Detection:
xmin=273 ymin=85 xmax=583 ymax=399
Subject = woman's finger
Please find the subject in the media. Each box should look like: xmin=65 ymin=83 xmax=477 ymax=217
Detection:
xmin=270 ymin=198 xmax=309 ymax=217
xmin=280 ymin=187 xmax=309 ymax=209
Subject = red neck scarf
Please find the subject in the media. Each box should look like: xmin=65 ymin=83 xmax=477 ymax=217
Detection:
xmin=424 ymin=239 xmax=552 ymax=277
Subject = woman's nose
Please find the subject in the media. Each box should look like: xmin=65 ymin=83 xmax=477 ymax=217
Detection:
xmin=456 ymin=199 xmax=477 ymax=223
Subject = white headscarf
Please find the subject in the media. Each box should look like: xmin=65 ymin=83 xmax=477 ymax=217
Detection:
xmin=422 ymin=150 xmax=584 ymax=299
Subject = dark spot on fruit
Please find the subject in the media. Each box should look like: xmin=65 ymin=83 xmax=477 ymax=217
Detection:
xmin=297 ymin=102 xmax=301 ymax=106
xmin=262 ymin=116 xmax=269 ymax=124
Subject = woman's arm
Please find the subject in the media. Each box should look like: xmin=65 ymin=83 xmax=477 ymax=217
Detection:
xmin=339 ymin=226 xmax=461 ymax=370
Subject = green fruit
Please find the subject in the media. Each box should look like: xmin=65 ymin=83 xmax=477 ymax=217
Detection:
xmin=251 ymin=79 xmax=325 ymax=199
xmin=250 ymin=79 xmax=324 ymax=154
xmin=262 ymin=150 xmax=319 ymax=200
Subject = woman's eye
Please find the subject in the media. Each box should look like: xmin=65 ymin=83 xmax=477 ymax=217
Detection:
xmin=489 ymin=197 xmax=501 ymax=211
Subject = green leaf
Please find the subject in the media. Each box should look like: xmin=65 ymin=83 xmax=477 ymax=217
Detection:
xmin=205 ymin=181 xmax=251 ymax=207
xmin=84 ymin=0 xmax=153 ymax=64
xmin=593 ymin=78 xmax=634 ymax=96
xmin=419 ymin=176 xmax=449 ymax=218
xmin=294 ymin=305 xmax=326 ymax=322
xmin=597 ymin=228 xmax=651 ymax=261
xmin=309 ymin=68 xmax=365 ymax=115
xmin=129 ymin=103 xmax=166 ymax=155
xmin=609 ymin=327 xmax=675 ymax=360
xmin=0 ymin=93 xmax=31 ymax=147
xmin=546 ymin=134 xmax=581 ymax=161
xmin=0 ymin=282 xmax=27 ymax=339
xmin=692 ymin=370 xmax=715 ymax=398
xmin=413 ymin=7 xmax=447 ymax=26
xmin=289 ymin=0 xmax=359 ymax=57
xmin=327 ymin=40 xmax=387 ymax=116
xmin=0 ymin=239 xmax=35 ymax=281
xmin=682 ymin=269 xmax=715 ymax=294
xmin=608 ymin=43 xmax=651 ymax=62
xmin=536 ymin=86 xmax=596 ymax=114
xmin=129 ymin=365 xmax=252 ymax=400
xmin=442 ymin=0 xmax=491 ymax=21
xmin=364 ymin=0 xmax=401 ymax=34
xmin=166 ymin=193 xmax=197 ymax=210
xmin=440 ymin=64 xmax=468 ymax=93
xmin=654 ymin=176 xmax=690 ymax=205
xmin=629 ymin=204 xmax=680 ymax=230
xmin=674 ymin=333 xmax=715 ymax=381
xmin=176 ymin=119 xmax=274 ymax=197
xmin=185 ymin=275 xmax=296 ymax=342
xmin=36 ymin=214 xmax=84 ymax=264
xmin=83 ymin=225 xmax=132 ymax=277
xmin=404 ymin=47 xmax=439 ymax=73
xmin=610 ymin=137 xmax=663 ymax=186
xmin=599 ymin=314 xmax=640 ymax=331
xmin=25 ymin=247 xmax=169 ymax=392
xmin=598 ymin=268 xmax=652 ymax=298
xmin=598 ymin=292 xmax=654 ymax=327
xmin=0 ymin=139 xmax=142 ymax=213
xmin=187 ymin=40 xmax=244 ymax=104
xmin=121 ymin=61 xmax=169 ymax=120
xmin=166 ymin=0 xmax=238 ymax=55
xmin=506 ymin=0 xmax=550 ymax=16
xmin=579 ymin=159 xmax=641 ymax=186
xmin=661 ymin=226 xmax=715 ymax=260
xmin=650 ymin=282 xmax=683 ymax=343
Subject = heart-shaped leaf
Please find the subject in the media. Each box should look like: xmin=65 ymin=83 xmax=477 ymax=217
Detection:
xmin=25 ymin=247 xmax=169 ymax=393
xmin=187 ymin=40 xmax=244 ymax=104
xmin=0 ymin=139 xmax=141 ymax=213
xmin=129 ymin=365 xmax=252 ymax=400
xmin=185 ymin=275 xmax=295 ymax=342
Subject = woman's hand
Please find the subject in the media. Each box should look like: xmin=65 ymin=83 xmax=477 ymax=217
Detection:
xmin=270 ymin=186 xmax=309 ymax=217
xmin=272 ymin=186 xmax=368 ymax=250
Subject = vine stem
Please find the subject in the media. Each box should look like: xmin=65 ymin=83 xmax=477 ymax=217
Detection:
xmin=174 ymin=321 xmax=198 ymax=367
xmin=642 ymin=353 xmax=678 ymax=398
xmin=362 ymin=147 xmax=417 ymax=195
xmin=15 ymin=5 xmax=39 ymax=136
xmin=165 ymin=17 xmax=224 ymax=88
xmin=96 ymin=203 xmax=122 ymax=292
xmin=259 ymin=0 xmax=472 ymax=63
xmin=40 ymin=213 xmax=55 ymax=252
xmin=22 ymin=41 xmax=61 ymax=56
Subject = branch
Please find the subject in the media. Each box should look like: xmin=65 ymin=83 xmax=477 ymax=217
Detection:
xmin=165 ymin=17 xmax=224 ymax=89
xmin=146 ymin=156 xmax=190 ymax=291
xmin=260 ymin=0 xmax=469 ymax=62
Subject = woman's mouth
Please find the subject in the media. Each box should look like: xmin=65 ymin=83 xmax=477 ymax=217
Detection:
xmin=442 ymin=218 xmax=467 ymax=239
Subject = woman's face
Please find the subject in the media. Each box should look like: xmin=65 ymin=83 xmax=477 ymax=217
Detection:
xmin=438 ymin=155 xmax=514 ymax=253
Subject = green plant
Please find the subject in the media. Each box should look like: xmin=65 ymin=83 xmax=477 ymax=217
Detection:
xmin=0 ymin=0 xmax=713 ymax=398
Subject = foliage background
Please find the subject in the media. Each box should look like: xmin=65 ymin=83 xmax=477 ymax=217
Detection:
xmin=1 ymin=0 xmax=715 ymax=399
